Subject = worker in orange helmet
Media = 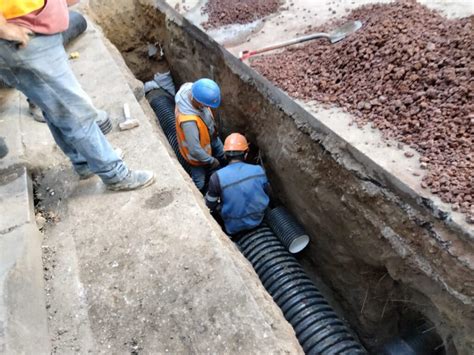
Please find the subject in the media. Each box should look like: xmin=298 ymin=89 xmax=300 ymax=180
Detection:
xmin=205 ymin=133 xmax=270 ymax=236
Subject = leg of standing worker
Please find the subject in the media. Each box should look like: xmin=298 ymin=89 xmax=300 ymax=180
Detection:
xmin=42 ymin=110 xmax=90 ymax=175
xmin=190 ymin=165 xmax=207 ymax=192
xmin=0 ymin=34 xmax=127 ymax=183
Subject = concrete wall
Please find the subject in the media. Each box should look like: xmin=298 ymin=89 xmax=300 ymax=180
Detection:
xmin=89 ymin=0 xmax=473 ymax=352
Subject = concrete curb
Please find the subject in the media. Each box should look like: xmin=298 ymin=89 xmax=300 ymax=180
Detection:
xmin=0 ymin=166 xmax=50 ymax=354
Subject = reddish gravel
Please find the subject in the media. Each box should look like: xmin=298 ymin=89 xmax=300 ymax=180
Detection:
xmin=202 ymin=0 xmax=281 ymax=29
xmin=251 ymin=1 xmax=473 ymax=223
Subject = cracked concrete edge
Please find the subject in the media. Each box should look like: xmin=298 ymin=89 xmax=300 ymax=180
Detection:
xmin=0 ymin=167 xmax=50 ymax=354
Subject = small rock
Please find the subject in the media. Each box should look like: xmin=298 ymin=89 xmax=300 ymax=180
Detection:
xmin=36 ymin=215 xmax=47 ymax=230
xmin=404 ymin=151 xmax=415 ymax=158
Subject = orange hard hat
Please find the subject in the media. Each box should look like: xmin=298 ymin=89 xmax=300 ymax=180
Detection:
xmin=224 ymin=133 xmax=249 ymax=152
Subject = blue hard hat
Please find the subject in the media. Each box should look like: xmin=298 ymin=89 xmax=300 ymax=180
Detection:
xmin=191 ymin=78 xmax=221 ymax=108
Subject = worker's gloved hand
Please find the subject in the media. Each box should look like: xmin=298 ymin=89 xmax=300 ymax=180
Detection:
xmin=210 ymin=158 xmax=220 ymax=170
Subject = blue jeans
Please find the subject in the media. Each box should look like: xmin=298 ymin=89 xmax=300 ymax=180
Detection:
xmin=0 ymin=34 xmax=128 ymax=183
xmin=191 ymin=137 xmax=225 ymax=192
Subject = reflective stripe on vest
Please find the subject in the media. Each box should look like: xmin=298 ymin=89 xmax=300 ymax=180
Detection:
xmin=1 ymin=0 xmax=45 ymax=19
xmin=217 ymin=162 xmax=270 ymax=235
xmin=175 ymin=108 xmax=212 ymax=166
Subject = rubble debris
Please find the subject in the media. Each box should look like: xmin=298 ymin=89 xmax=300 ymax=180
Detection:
xmin=251 ymin=1 xmax=473 ymax=221
xmin=202 ymin=0 xmax=282 ymax=29
xmin=69 ymin=51 xmax=80 ymax=60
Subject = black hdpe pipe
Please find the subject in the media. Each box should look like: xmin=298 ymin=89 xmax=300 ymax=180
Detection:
xmin=0 ymin=11 xmax=88 ymax=89
xmin=380 ymin=323 xmax=444 ymax=355
xmin=146 ymin=89 xmax=192 ymax=174
xmin=266 ymin=206 xmax=310 ymax=254
xmin=237 ymin=226 xmax=367 ymax=354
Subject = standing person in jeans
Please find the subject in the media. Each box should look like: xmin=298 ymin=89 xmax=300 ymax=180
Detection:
xmin=175 ymin=78 xmax=225 ymax=193
xmin=0 ymin=0 xmax=155 ymax=191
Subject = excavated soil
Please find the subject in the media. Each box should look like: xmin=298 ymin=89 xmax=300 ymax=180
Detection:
xmin=202 ymin=0 xmax=282 ymax=29
xmin=251 ymin=0 xmax=473 ymax=223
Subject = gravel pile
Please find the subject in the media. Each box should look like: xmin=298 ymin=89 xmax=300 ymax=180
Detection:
xmin=202 ymin=0 xmax=281 ymax=29
xmin=251 ymin=1 xmax=473 ymax=222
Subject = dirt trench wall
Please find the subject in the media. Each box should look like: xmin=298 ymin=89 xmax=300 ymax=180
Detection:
xmin=88 ymin=0 xmax=473 ymax=353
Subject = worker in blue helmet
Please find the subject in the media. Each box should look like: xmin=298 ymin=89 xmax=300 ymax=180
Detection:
xmin=175 ymin=78 xmax=226 ymax=192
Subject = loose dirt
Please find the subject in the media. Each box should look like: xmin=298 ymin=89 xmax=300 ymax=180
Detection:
xmin=202 ymin=0 xmax=282 ymax=29
xmin=251 ymin=0 xmax=473 ymax=222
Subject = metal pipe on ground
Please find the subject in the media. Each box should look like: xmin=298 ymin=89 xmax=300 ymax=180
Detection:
xmin=146 ymin=89 xmax=191 ymax=174
xmin=266 ymin=206 xmax=310 ymax=253
xmin=237 ymin=225 xmax=367 ymax=354
xmin=96 ymin=110 xmax=112 ymax=135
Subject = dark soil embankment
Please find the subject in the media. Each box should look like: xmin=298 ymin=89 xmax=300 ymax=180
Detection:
xmin=202 ymin=0 xmax=282 ymax=29
xmin=251 ymin=1 xmax=473 ymax=223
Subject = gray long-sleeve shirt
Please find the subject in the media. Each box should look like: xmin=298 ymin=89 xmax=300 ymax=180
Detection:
xmin=175 ymin=83 xmax=216 ymax=164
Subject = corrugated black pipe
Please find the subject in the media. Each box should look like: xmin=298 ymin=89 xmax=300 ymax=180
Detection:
xmin=266 ymin=206 xmax=310 ymax=253
xmin=0 ymin=11 xmax=88 ymax=89
xmin=146 ymin=89 xmax=191 ymax=174
xmin=96 ymin=115 xmax=112 ymax=135
xmin=237 ymin=226 xmax=367 ymax=354
xmin=380 ymin=323 xmax=444 ymax=355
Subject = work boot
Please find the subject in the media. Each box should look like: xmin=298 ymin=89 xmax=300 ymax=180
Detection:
xmin=106 ymin=170 xmax=155 ymax=191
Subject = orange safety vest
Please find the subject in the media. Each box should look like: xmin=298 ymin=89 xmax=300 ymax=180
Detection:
xmin=175 ymin=108 xmax=212 ymax=166
xmin=0 ymin=0 xmax=45 ymax=19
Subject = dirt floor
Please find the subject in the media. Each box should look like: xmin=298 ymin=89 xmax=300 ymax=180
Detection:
xmin=250 ymin=0 xmax=473 ymax=224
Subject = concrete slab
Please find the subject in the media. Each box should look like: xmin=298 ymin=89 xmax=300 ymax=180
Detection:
xmin=0 ymin=167 xmax=50 ymax=354
xmin=0 ymin=166 xmax=33 ymax=232
xmin=15 ymin=17 xmax=301 ymax=354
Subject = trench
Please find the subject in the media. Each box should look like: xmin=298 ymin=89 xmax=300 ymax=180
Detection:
xmin=86 ymin=1 xmax=472 ymax=354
